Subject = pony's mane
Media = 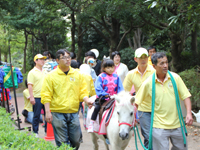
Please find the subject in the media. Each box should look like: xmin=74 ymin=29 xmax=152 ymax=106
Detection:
xmin=115 ymin=91 xmax=134 ymax=109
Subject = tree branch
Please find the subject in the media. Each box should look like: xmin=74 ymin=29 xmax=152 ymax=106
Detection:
xmin=26 ymin=30 xmax=42 ymax=41
xmin=59 ymin=0 xmax=78 ymax=11
xmin=140 ymin=14 xmax=165 ymax=30
xmin=89 ymin=23 xmax=110 ymax=44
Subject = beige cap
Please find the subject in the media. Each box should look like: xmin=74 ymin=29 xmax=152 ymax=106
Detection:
xmin=135 ymin=47 xmax=148 ymax=58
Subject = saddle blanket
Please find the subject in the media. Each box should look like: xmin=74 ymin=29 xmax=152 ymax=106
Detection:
xmin=84 ymin=102 xmax=115 ymax=135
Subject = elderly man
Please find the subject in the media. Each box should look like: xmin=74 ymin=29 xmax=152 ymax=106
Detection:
xmin=41 ymin=49 xmax=93 ymax=149
xmin=123 ymin=47 xmax=155 ymax=148
xmin=135 ymin=52 xmax=193 ymax=150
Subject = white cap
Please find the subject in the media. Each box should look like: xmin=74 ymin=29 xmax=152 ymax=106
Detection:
xmin=90 ymin=49 xmax=99 ymax=58
xmin=135 ymin=47 xmax=148 ymax=58
xmin=79 ymin=64 xmax=91 ymax=75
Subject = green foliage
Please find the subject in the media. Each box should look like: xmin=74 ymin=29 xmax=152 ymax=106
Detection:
xmin=166 ymin=51 xmax=199 ymax=71
xmin=119 ymin=47 xmax=137 ymax=70
xmin=178 ymin=67 xmax=200 ymax=109
xmin=0 ymin=107 xmax=74 ymax=150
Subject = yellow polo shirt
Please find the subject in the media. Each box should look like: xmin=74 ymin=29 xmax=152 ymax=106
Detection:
xmin=123 ymin=65 xmax=155 ymax=93
xmin=23 ymin=89 xmax=32 ymax=112
xmin=27 ymin=67 xmax=46 ymax=98
xmin=135 ymin=72 xmax=191 ymax=129
xmin=148 ymin=57 xmax=153 ymax=66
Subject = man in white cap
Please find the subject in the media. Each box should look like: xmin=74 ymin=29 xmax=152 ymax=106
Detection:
xmin=27 ymin=54 xmax=47 ymax=137
xmin=123 ymin=47 xmax=155 ymax=148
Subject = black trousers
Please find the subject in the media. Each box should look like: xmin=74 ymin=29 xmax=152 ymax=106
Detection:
xmin=91 ymin=99 xmax=106 ymax=121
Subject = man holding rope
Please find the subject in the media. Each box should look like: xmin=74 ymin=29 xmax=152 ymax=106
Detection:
xmin=135 ymin=52 xmax=193 ymax=150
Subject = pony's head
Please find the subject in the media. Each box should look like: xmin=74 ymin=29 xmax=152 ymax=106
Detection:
xmin=114 ymin=91 xmax=135 ymax=140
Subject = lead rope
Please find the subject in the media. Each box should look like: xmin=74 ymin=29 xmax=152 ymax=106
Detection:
xmin=147 ymin=72 xmax=156 ymax=150
xmin=133 ymin=71 xmax=187 ymax=150
xmin=168 ymin=71 xmax=187 ymax=147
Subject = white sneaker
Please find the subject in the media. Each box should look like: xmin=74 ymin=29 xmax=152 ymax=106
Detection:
xmin=35 ymin=133 xmax=39 ymax=138
xmin=87 ymin=125 xmax=94 ymax=133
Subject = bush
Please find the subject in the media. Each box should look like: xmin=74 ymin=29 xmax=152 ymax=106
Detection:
xmin=166 ymin=51 xmax=199 ymax=72
xmin=0 ymin=107 xmax=74 ymax=150
xmin=178 ymin=67 xmax=200 ymax=110
xmin=120 ymin=47 xmax=137 ymax=70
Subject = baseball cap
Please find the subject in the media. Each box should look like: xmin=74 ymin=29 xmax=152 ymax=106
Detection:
xmin=34 ymin=54 xmax=47 ymax=61
xmin=135 ymin=47 xmax=148 ymax=58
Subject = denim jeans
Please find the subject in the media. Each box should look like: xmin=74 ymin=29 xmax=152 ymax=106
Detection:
xmin=51 ymin=112 xmax=81 ymax=149
xmin=26 ymin=111 xmax=43 ymax=124
xmin=79 ymin=102 xmax=83 ymax=115
xmin=32 ymin=98 xmax=46 ymax=133
xmin=138 ymin=111 xmax=152 ymax=149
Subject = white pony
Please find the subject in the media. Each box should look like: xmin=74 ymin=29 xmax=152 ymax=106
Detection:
xmin=87 ymin=91 xmax=135 ymax=150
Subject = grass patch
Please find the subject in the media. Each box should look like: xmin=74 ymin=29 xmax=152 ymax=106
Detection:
xmin=0 ymin=107 xmax=74 ymax=150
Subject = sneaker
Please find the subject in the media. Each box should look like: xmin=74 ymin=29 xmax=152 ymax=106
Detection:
xmin=35 ymin=133 xmax=39 ymax=138
xmin=41 ymin=123 xmax=45 ymax=127
xmin=105 ymin=138 xmax=110 ymax=145
xmin=87 ymin=125 xmax=94 ymax=133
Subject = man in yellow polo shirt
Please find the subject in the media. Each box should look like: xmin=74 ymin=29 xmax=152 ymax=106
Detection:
xmin=41 ymin=49 xmax=93 ymax=149
xmin=123 ymin=47 xmax=155 ymax=148
xmin=27 ymin=54 xmax=46 ymax=137
xmin=135 ymin=52 xmax=193 ymax=150
xmin=147 ymin=46 xmax=156 ymax=66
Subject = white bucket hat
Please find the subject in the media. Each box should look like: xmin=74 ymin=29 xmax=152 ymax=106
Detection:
xmin=90 ymin=49 xmax=99 ymax=58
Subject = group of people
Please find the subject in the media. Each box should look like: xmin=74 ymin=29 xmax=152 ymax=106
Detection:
xmin=23 ymin=46 xmax=193 ymax=150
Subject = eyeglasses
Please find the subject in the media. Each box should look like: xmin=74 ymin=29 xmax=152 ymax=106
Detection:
xmin=60 ymin=56 xmax=71 ymax=60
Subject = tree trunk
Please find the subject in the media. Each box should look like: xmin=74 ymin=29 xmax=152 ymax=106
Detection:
xmin=43 ymin=33 xmax=48 ymax=52
xmin=4 ymin=53 xmax=8 ymax=62
xmin=191 ymin=28 xmax=197 ymax=55
xmin=0 ymin=48 xmax=1 ymax=62
xmin=169 ymin=32 xmax=183 ymax=72
xmin=23 ymin=29 xmax=28 ymax=73
xmin=121 ymin=25 xmax=134 ymax=50
xmin=32 ymin=35 xmax=35 ymax=56
xmin=133 ymin=28 xmax=142 ymax=49
xmin=77 ymin=24 xmax=83 ymax=62
xmin=109 ymin=18 xmax=120 ymax=57
xmin=71 ymin=11 xmax=76 ymax=52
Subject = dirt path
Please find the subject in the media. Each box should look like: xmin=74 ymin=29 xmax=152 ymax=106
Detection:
xmin=10 ymin=94 xmax=200 ymax=150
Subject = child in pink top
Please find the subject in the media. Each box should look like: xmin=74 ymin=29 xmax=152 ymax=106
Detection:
xmin=88 ymin=59 xmax=124 ymax=132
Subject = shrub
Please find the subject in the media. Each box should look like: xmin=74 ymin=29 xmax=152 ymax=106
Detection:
xmin=120 ymin=47 xmax=137 ymax=70
xmin=0 ymin=107 xmax=74 ymax=150
xmin=178 ymin=67 xmax=200 ymax=110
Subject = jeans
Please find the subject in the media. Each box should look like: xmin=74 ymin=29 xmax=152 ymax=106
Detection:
xmin=32 ymin=98 xmax=46 ymax=133
xmin=26 ymin=111 xmax=43 ymax=124
xmin=138 ymin=111 xmax=152 ymax=149
xmin=79 ymin=102 xmax=83 ymax=115
xmin=51 ymin=112 xmax=81 ymax=149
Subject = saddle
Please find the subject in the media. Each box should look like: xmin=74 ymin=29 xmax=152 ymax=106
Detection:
xmin=97 ymin=97 xmax=115 ymax=124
